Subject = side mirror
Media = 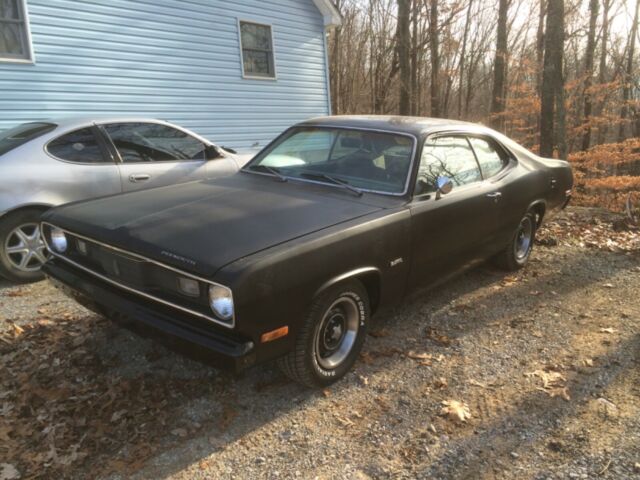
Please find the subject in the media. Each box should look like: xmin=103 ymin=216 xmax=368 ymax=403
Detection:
xmin=435 ymin=176 xmax=453 ymax=198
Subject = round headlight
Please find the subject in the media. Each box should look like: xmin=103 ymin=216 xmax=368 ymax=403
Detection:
xmin=208 ymin=285 xmax=234 ymax=321
xmin=51 ymin=228 xmax=68 ymax=253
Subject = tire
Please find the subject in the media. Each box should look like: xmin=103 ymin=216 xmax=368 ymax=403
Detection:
xmin=278 ymin=279 xmax=370 ymax=388
xmin=494 ymin=211 xmax=537 ymax=271
xmin=0 ymin=208 xmax=49 ymax=283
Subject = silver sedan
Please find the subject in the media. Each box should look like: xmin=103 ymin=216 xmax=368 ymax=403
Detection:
xmin=0 ymin=117 xmax=241 ymax=283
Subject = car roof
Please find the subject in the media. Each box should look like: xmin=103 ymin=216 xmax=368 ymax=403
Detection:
xmin=297 ymin=115 xmax=484 ymax=137
xmin=41 ymin=116 xmax=174 ymax=130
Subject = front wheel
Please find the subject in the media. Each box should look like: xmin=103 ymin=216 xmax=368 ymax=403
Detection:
xmin=0 ymin=209 xmax=49 ymax=283
xmin=494 ymin=211 xmax=536 ymax=271
xmin=278 ymin=280 xmax=370 ymax=387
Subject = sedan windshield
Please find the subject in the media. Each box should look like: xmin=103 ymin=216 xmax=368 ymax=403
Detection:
xmin=246 ymin=127 xmax=415 ymax=194
xmin=0 ymin=122 xmax=57 ymax=157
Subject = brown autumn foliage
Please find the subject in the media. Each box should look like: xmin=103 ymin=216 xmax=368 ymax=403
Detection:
xmin=568 ymin=138 xmax=640 ymax=212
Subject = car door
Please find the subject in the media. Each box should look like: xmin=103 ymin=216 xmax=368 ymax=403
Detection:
xmin=101 ymin=122 xmax=212 ymax=193
xmin=45 ymin=126 xmax=122 ymax=202
xmin=467 ymin=135 xmax=515 ymax=249
xmin=408 ymin=134 xmax=501 ymax=289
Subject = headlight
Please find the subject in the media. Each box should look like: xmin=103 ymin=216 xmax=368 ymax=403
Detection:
xmin=51 ymin=228 xmax=68 ymax=253
xmin=208 ymin=285 xmax=234 ymax=321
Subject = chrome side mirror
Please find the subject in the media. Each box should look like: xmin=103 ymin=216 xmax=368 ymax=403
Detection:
xmin=435 ymin=176 xmax=453 ymax=198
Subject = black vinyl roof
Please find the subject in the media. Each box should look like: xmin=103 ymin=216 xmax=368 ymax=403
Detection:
xmin=297 ymin=115 xmax=480 ymax=137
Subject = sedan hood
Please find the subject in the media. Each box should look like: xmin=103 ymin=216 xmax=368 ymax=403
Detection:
xmin=45 ymin=173 xmax=385 ymax=277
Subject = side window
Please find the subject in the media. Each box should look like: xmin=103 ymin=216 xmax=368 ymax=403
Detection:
xmin=468 ymin=137 xmax=507 ymax=179
xmin=417 ymin=136 xmax=482 ymax=194
xmin=104 ymin=123 xmax=207 ymax=163
xmin=47 ymin=128 xmax=107 ymax=164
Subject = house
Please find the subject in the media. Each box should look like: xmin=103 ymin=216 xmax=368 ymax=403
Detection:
xmin=0 ymin=0 xmax=340 ymax=154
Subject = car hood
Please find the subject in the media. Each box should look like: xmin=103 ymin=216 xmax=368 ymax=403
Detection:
xmin=44 ymin=173 xmax=386 ymax=277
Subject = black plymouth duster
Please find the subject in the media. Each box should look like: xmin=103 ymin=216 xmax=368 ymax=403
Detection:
xmin=41 ymin=116 xmax=572 ymax=387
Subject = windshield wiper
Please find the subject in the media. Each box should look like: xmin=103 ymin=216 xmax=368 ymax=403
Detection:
xmin=246 ymin=164 xmax=287 ymax=182
xmin=299 ymin=171 xmax=363 ymax=197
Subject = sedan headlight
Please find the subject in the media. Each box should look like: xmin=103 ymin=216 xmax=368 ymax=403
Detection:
xmin=208 ymin=285 xmax=234 ymax=321
xmin=51 ymin=228 xmax=68 ymax=253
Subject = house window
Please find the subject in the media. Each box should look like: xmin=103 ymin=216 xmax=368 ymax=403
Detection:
xmin=0 ymin=0 xmax=33 ymax=62
xmin=239 ymin=21 xmax=276 ymax=79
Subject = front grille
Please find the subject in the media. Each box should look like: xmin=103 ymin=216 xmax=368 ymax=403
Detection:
xmin=40 ymin=223 xmax=234 ymax=329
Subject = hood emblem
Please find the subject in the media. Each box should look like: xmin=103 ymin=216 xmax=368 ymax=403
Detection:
xmin=161 ymin=250 xmax=197 ymax=266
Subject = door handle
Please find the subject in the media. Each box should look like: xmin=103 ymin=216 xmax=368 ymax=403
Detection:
xmin=129 ymin=174 xmax=151 ymax=183
xmin=486 ymin=192 xmax=502 ymax=200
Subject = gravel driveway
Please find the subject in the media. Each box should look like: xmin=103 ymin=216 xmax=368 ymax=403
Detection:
xmin=1 ymin=207 xmax=639 ymax=480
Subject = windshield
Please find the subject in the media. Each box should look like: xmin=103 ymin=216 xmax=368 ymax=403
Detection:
xmin=0 ymin=122 xmax=57 ymax=156
xmin=246 ymin=127 xmax=415 ymax=194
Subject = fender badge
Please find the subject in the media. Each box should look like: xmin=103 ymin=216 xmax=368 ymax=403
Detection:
xmin=390 ymin=257 xmax=403 ymax=267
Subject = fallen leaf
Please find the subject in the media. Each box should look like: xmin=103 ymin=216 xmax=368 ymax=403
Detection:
xmin=0 ymin=464 xmax=20 ymax=480
xmin=469 ymin=379 xmax=490 ymax=389
xmin=171 ymin=428 xmax=187 ymax=437
xmin=425 ymin=327 xmax=453 ymax=346
xmin=334 ymin=414 xmax=354 ymax=427
xmin=583 ymin=358 xmax=594 ymax=367
xmin=599 ymin=327 xmax=617 ymax=334
xmin=368 ymin=329 xmax=389 ymax=338
xmin=407 ymin=351 xmax=433 ymax=361
xmin=527 ymin=369 xmax=566 ymax=389
xmin=441 ymin=400 xmax=471 ymax=422
xmin=602 ymin=283 xmax=614 ymax=288
xmin=433 ymin=377 xmax=448 ymax=389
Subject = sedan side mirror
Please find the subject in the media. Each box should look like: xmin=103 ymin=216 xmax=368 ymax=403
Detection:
xmin=205 ymin=145 xmax=223 ymax=160
xmin=435 ymin=176 xmax=453 ymax=198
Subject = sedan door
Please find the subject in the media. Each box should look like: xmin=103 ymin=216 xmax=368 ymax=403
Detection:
xmin=102 ymin=122 xmax=212 ymax=193
xmin=408 ymin=135 xmax=501 ymax=289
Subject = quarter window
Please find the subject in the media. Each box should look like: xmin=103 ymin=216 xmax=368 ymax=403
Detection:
xmin=47 ymin=128 xmax=107 ymax=164
xmin=104 ymin=123 xmax=207 ymax=163
xmin=0 ymin=0 xmax=33 ymax=62
xmin=417 ymin=136 xmax=482 ymax=194
xmin=239 ymin=21 xmax=276 ymax=79
xmin=468 ymin=137 xmax=507 ymax=179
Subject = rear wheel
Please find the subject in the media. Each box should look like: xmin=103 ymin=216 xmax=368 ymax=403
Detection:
xmin=278 ymin=280 xmax=369 ymax=387
xmin=494 ymin=211 xmax=536 ymax=271
xmin=0 ymin=209 xmax=49 ymax=283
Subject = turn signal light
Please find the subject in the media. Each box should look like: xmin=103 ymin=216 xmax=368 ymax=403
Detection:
xmin=260 ymin=326 xmax=289 ymax=343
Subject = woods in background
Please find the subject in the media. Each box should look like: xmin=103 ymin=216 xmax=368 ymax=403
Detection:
xmin=328 ymin=0 xmax=640 ymax=157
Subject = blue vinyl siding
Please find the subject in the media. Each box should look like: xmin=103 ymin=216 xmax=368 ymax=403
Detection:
xmin=0 ymin=0 xmax=331 ymax=153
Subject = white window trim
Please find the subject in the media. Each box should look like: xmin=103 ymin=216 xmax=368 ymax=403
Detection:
xmin=0 ymin=0 xmax=35 ymax=64
xmin=237 ymin=18 xmax=277 ymax=81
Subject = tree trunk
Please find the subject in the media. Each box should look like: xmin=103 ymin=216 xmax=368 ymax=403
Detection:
xmin=540 ymin=0 xmax=565 ymax=158
xmin=429 ymin=0 xmax=441 ymax=117
xmin=618 ymin=0 xmax=639 ymax=142
xmin=536 ymin=0 xmax=546 ymax=97
xmin=397 ymin=0 xmax=411 ymax=115
xmin=457 ymin=0 xmax=473 ymax=119
xmin=580 ymin=0 xmax=599 ymax=151
xmin=490 ymin=0 xmax=509 ymax=130
xmin=410 ymin=0 xmax=419 ymax=115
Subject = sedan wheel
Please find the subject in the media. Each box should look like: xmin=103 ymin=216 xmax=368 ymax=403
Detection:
xmin=494 ymin=211 xmax=537 ymax=271
xmin=279 ymin=280 xmax=370 ymax=387
xmin=0 ymin=210 xmax=49 ymax=283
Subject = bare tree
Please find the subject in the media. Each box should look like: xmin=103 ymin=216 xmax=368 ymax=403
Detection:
xmin=397 ymin=0 xmax=411 ymax=115
xmin=581 ymin=0 xmax=599 ymax=150
xmin=618 ymin=0 xmax=639 ymax=141
xmin=540 ymin=0 xmax=565 ymax=157
xmin=490 ymin=0 xmax=509 ymax=130
xmin=429 ymin=0 xmax=441 ymax=117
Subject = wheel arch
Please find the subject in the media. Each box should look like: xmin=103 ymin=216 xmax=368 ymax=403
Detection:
xmin=526 ymin=200 xmax=547 ymax=228
xmin=314 ymin=267 xmax=382 ymax=315
xmin=0 ymin=203 xmax=54 ymax=222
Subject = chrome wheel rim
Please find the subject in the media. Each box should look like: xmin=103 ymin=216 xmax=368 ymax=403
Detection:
xmin=514 ymin=217 xmax=533 ymax=260
xmin=4 ymin=223 xmax=48 ymax=272
xmin=315 ymin=296 xmax=360 ymax=370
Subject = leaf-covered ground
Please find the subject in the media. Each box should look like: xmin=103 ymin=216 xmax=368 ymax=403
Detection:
xmin=1 ymin=206 xmax=639 ymax=480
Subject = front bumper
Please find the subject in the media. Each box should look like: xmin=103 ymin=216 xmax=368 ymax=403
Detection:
xmin=42 ymin=259 xmax=256 ymax=372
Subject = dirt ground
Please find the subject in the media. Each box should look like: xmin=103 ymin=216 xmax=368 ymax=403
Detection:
xmin=1 ymin=206 xmax=639 ymax=480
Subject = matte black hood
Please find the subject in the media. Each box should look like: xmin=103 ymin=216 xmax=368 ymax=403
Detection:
xmin=45 ymin=173 xmax=385 ymax=277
